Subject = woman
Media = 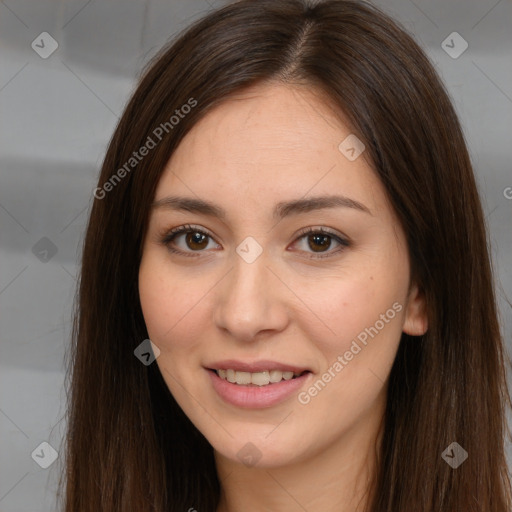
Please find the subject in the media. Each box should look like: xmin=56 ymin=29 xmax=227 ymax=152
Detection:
xmin=58 ymin=0 xmax=512 ymax=510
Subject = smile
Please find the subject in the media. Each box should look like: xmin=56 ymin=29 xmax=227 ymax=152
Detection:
xmin=214 ymin=369 xmax=306 ymax=386
xmin=206 ymin=367 xmax=312 ymax=409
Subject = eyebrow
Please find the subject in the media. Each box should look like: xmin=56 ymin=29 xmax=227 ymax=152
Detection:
xmin=151 ymin=194 xmax=372 ymax=219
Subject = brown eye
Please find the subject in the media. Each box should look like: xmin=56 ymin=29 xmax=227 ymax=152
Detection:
xmin=292 ymin=227 xmax=350 ymax=259
xmin=307 ymin=233 xmax=333 ymax=253
xmin=161 ymin=225 xmax=349 ymax=260
xmin=184 ymin=231 xmax=209 ymax=250
xmin=161 ymin=224 xmax=219 ymax=256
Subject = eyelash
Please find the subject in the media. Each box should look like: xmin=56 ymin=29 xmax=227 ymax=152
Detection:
xmin=159 ymin=224 xmax=350 ymax=260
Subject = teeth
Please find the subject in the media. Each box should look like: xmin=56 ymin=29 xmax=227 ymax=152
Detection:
xmin=235 ymin=371 xmax=252 ymax=385
xmin=251 ymin=371 xmax=270 ymax=386
xmin=269 ymin=370 xmax=283 ymax=383
xmin=215 ymin=369 xmax=303 ymax=386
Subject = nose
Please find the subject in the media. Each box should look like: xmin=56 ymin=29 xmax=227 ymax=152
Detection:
xmin=212 ymin=251 xmax=289 ymax=342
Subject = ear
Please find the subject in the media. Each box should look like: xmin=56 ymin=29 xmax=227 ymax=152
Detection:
xmin=402 ymin=282 xmax=428 ymax=336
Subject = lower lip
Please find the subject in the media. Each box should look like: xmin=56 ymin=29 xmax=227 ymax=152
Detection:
xmin=207 ymin=369 xmax=312 ymax=409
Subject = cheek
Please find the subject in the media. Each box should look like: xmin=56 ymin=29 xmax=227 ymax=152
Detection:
xmin=296 ymin=276 xmax=405 ymax=424
xmin=297 ymin=258 xmax=407 ymax=380
xmin=138 ymin=254 xmax=217 ymax=357
xmin=305 ymin=271 xmax=403 ymax=337
xmin=138 ymin=260 xmax=210 ymax=411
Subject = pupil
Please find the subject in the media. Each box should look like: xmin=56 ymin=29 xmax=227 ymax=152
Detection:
xmin=309 ymin=234 xmax=330 ymax=252
xmin=187 ymin=232 xmax=207 ymax=249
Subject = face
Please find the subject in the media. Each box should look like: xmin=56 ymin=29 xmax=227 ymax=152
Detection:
xmin=138 ymin=82 xmax=427 ymax=468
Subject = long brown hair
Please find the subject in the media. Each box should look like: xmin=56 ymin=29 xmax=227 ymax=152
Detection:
xmin=57 ymin=1 xmax=512 ymax=510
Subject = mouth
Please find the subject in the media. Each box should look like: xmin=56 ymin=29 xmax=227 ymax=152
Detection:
xmin=207 ymin=368 xmax=310 ymax=387
xmin=204 ymin=359 xmax=313 ymax=408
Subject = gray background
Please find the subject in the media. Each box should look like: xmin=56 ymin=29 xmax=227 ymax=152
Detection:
xmin=0 ymin=0 xmax=511 ymax=510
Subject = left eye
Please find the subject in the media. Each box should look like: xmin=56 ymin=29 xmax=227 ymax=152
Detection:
xmin=160 ymin=225 xmax=349 ymax=259
xmin=293 ymin=229 xmax=348 ymax=258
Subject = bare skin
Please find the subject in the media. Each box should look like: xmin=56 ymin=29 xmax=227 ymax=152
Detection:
xmin=138 ymin=82 xmax=428 ymax=512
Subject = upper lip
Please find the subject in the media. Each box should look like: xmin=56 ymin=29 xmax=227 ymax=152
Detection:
xmin=206 ymin=360 xmax=311 ymax=374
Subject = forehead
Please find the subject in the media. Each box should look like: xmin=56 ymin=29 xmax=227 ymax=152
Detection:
xmin=154 ymin=83 xmax=382 ymax=218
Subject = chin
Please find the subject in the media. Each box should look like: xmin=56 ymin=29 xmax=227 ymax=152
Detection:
xmin=210 ymin=430 xmax=311 ymax=469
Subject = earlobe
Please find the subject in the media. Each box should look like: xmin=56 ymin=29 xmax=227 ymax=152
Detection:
xmin=402 ymin=283 xmax=428 ymax=336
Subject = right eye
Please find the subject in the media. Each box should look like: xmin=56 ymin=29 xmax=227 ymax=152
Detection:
xmin=160 ymin=224 xmax=221 ymax=257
